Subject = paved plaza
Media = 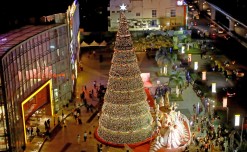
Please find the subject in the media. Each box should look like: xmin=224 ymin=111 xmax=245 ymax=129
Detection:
xmin=25 ymin=49 xmax=234 ymax=152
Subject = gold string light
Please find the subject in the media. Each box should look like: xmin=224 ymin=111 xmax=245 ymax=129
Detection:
xmin=97 ymin=11 xmax=153 ymax=144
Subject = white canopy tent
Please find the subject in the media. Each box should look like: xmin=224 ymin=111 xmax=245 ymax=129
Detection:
xmin=80 ymin=41 xmax=89 ymax=47
xmin=99 ymin=40 xmax=107 ymax=46
xmin=89 ymin=40 xmax=100 ymax=46
xmin=80 ymin=40 xmax=107 ymax=47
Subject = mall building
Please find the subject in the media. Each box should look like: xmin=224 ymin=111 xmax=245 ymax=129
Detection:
xmin=0 ymin=0 xmax=80 ymax=151
xmin=108 ymin=0 xmax=188 ymax=31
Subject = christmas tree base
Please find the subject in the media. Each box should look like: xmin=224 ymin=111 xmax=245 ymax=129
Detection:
xmin=94 ymin=127 xmax=154 ymax=148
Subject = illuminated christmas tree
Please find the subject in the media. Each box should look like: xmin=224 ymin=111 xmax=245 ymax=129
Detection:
xmin=97 ymin=11 xmax=153 ymax=144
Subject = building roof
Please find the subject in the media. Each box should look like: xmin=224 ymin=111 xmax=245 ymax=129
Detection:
xmin=0 ymin=24 xmax=60 ymax=58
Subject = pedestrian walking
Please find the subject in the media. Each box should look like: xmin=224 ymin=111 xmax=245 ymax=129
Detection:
xmin=30 ymin=127 xmax=33 ymax=136
xmin=89 ymin=91 xmax=93 ymax=98
xmin=77 ymin=134 xmax=80 ymax=144
xmin=97 ymin=112 xmax=100 ymax=119
xmin=63 ymin=119 xmax=67 ymax=127
xmin=44 ymin=120 xmax=48 ymax=130
xmin=47 ymin=119 xmax=50 ymax=128
xmin=99 ymin=144 xmax=103 ymax=152
xmin=83 ymin=131 xmax=87 ymax=142
xmin=78 ymin=118 xmax=82 ymax=125
xmin=93 ymin=81 xmax=96 ymax=88
xmin=62 ymin=110 xmax=64 ymax=118
xmin=80 ymin=64 xmax=83 ymax=71
xmin=36 ymin=127 xmax=40 ymax=136
xmin=80 ymin=91 xmax=85 ymax=100
xmin=97 ymin=144 xmax=101 ymax=152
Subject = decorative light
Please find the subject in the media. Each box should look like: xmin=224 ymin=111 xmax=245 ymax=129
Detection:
xmin=120 ymin=3 xmax=127 ymax=11
xmin=235 ymin=115 xmax=240 ymax=126
xmin=181 ymin=46 xmax=185 ymax=54
xmin=223 ymin=97 xmax=227 ymax=107
xmin=194 ymin=61 xmax=198 ymax=70
xmin=212 ymin=83 xmax=216 ymax=93
xmin=202 ymin=71 xmax=206 ymax=80
xmin=188 ymin=54 xmax=192 ymax=62
xmin=97 ymin=11 xmax=153 ymax=144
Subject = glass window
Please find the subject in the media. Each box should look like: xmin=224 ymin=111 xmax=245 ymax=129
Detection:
xmin=136 ymin=13 xmax=140 ymax=16
xmin=152 ymin=10 xmax=157 ymax=17
xmin=166 ymin=9 xmax=171 ymax=17
xmin=171 ymin=9 xmax=176 ymax=17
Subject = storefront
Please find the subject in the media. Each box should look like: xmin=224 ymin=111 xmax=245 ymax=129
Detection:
xmin=21 ymin=80 xmax=54 ymax=143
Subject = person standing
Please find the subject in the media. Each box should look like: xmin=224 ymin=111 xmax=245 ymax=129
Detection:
xmin=62 ymin=110 xmax=64 ymax=118
xmin=93 ymin=81 xmax=96 ymax=88
xmin=44 ymin=121 xmax=47 ymax=130
xmin=99 ymin=144 xmax=103 ymax=152
xmin=30 ymin=127 xmax=33 ymax=136
xmin=97 ymin=112 xmax=100 ymax=119
xmin=36 ymin=127 xmax=40 ymax=136
xmin=47 ymin=119 xmax=50 ymax=128
xmin=97 ymin=144 xmax=100 ymax=152
xmin=63 ymin=119 xmax=67 ymax=127
xmin=83 ymin=131 xmax=87 ymax=142
xmin=26 ymin=127 xmax=30 ymax=135
xmin=77 ymin=134 xmax=80 ymax=144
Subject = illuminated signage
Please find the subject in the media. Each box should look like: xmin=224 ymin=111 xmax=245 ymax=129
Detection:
xmin=235 ymin=115 xmax=240 ymax=126
xmin=212 ymin=83 xmax=216 ymax=93
xmin=177 ymin=0 xmax=184 ymax=6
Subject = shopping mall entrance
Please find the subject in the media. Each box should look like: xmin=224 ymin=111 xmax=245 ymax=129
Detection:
xmin=21 ymin=80 xmax=54 ymax=143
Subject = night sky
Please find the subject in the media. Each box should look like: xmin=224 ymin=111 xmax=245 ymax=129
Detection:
xmin=0 ymin=0 xmax=246 ymax=33
xmin=205 ymin=0 xmax=247 ymax=25
xmin=0 ymin=0 xmax=109 ymax=33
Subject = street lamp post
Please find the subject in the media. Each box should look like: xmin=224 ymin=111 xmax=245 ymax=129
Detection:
xmin=227 ymin=107 xmax=229 ymax=123
xmin=240 ymin=117 xmax=244 ymax=146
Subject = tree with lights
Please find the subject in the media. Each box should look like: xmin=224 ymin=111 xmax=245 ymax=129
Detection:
xmin=97 ymin=10 xmax=153 ymax=144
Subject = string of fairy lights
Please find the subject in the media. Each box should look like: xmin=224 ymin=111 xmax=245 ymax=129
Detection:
xmin=97 ymin=11 xmax=154 ymax=144
xmin=101 ymin=102 xmax=150 ymax=118
xmin=104 ymin=89 xmax=146 ymax=104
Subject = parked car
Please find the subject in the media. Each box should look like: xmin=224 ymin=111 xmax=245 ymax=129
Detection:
xmin=209 ymin=32 xmax=217 ymax=39
xmin=233 ymin=68 xmax=245 ymax=78
xmin=217 ymin=28 xmax=224 ymax=34
xmin=208 ymin=22 xmax=216 ymax=28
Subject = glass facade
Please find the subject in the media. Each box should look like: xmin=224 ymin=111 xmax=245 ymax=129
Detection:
xmin=0 ymin=24 xmax=73 ymax=151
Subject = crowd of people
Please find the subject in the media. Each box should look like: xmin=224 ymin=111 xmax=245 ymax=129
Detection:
xmin=189 ymin=105 xmax=234 ymax=151
xmin=80 ymin=81 xmax=106 ymax=113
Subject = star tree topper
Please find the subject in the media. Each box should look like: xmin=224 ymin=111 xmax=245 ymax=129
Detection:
xmin=119 ymin=3 xmax=127 ymax=11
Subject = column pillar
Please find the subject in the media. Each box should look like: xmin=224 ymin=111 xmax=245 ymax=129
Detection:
xmin=210 ymin=8 xmax=216 ymax=20
xmin=229 ymin=19 xmax=235 ymax=31
xmin=198 ymin=0 xmax=205 ymax=11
